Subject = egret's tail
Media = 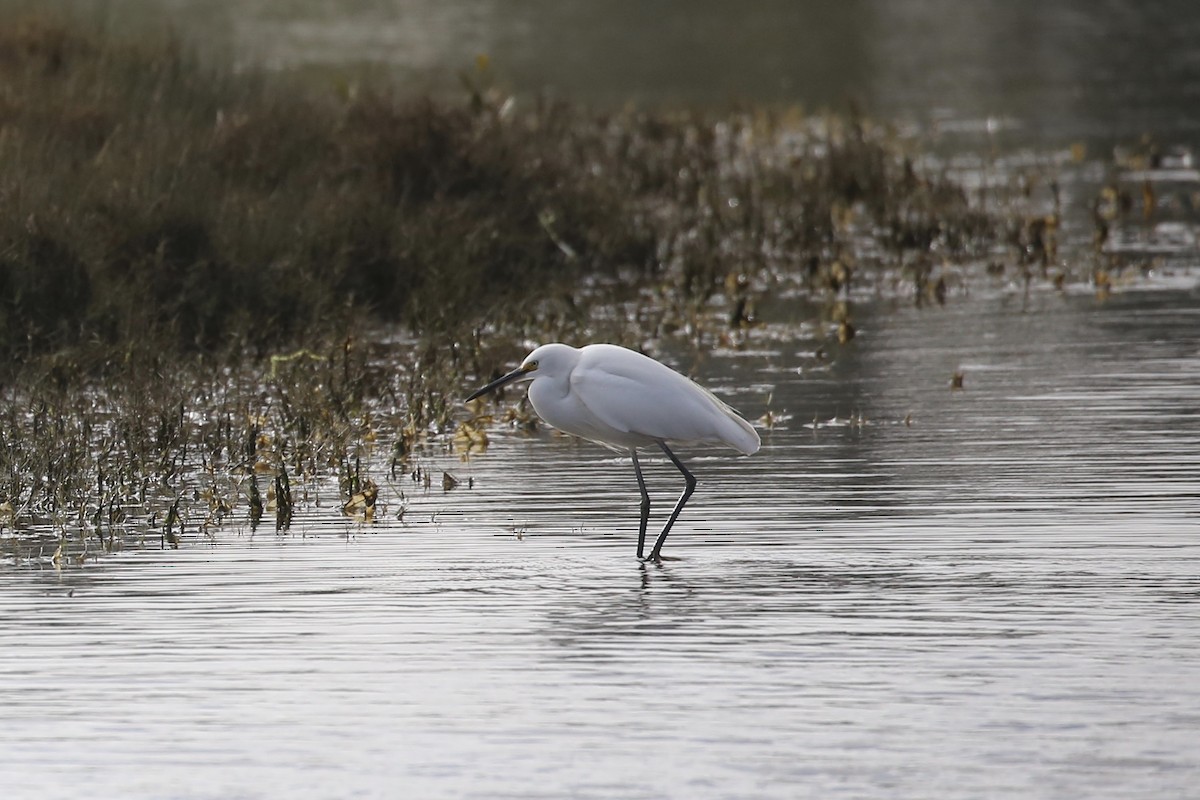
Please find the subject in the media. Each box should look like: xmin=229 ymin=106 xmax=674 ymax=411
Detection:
xmin=695 ymin=383 xmax=760 ymax=455
xmin=723 ymin=410 xmax=761 ymax=455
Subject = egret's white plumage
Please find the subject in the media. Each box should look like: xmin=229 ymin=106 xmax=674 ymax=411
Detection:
xmin=466 ymin=342 xmax=759 ymax=560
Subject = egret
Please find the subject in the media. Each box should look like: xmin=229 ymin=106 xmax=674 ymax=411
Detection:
xmin=465 ymin=343 xmax=760 ymax=561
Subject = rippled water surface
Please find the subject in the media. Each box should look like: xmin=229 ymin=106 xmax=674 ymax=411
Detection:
xmin=3 ymin=284 xmax=1199 ymax=799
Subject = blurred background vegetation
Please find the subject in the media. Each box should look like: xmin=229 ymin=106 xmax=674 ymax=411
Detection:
xmin=0 ymin=14 xmax=1011 ymax=372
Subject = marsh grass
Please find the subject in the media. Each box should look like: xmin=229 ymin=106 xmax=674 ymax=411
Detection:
xmin=0 ymin=15 xmax=1018 ymax=363
xmin=3 ymin=15 xmax=1133 ymax=564
xmin=0 ymin=18 xmax=625 ymax=357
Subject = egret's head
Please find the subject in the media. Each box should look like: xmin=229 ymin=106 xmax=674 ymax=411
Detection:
xmin=464 ymin=343 xmax=575 ymax=402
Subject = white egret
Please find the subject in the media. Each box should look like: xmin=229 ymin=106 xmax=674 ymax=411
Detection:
xmin=466 ymin=343 xmax=759 ymax=561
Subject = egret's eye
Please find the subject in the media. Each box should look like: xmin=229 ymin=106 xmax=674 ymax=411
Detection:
xmin=527 ymin=360 xmax=539 ymax=370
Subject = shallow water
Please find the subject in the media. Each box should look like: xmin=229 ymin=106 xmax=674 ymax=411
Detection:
xmin=3 ymin=282 xmax=1199 ymax=799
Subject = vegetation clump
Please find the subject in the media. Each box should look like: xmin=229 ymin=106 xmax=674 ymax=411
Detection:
xmin=0 ymin=19 xmax=632 ymax=358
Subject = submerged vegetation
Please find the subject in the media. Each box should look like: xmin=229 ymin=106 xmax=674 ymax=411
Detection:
xmin=0 ymin=15 xmax=1187 ymax=565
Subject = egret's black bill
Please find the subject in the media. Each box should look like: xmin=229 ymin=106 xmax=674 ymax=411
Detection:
xmin=465 ymin=366 xmax=529 ymax=402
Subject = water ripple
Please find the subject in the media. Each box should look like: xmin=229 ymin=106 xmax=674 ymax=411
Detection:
xmin=3 ymin=288 xmax=1200 ymax=799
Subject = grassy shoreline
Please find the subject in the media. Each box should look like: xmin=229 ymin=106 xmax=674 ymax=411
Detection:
xmin=1 ymin=15 xmax=1136 ymax=559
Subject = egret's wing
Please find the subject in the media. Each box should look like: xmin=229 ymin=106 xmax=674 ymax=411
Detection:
xmin=571 ymin=346 xmax=759 ymax=453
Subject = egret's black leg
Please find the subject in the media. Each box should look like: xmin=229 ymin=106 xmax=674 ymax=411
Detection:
xmin=648 ymin=441 xmax=696 ymax=561
xmin=631 ymin=449 xmax=651 ymax=559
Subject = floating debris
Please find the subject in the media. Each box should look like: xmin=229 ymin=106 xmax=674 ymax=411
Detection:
xmin=837 ymin=320 xmax=856 ymax=344
xmin=343 ymin=479 xmax=379 ymax=521
xmin=248 ymin=478 xmax=264 ymax=530
xmin=274 ymin=469 xmax=294 ymax=530
xmin=453 ymin=420 xmax=490 ymax=454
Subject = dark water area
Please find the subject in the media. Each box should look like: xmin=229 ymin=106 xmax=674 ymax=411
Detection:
xmin=3 ymin=284 xmax=1199 ymax=799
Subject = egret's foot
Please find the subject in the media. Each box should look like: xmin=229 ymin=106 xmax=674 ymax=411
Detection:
xmin=638 ymin=553 xmax=681 ymax=563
